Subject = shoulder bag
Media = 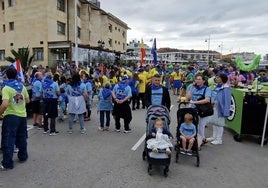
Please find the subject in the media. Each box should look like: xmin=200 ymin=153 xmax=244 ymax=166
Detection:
xmin=196 ymin=87 xmax=214 ymax=117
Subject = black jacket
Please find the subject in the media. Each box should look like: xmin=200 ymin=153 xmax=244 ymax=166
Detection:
xmin=145 ymin=84 xmax=171 ymax=110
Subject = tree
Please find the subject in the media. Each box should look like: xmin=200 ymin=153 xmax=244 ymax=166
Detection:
xmin=5 ymin=47 xmax=34 ymax=70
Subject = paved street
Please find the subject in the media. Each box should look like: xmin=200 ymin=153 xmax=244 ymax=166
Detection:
xmin=0 ymin=94 xmax=268 ymax=188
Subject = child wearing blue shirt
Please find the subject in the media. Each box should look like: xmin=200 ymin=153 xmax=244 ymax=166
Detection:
xmin=58 ymin=88 xmax=68 ymax=122
xmin=179 ymin=113 xmax=196 ymax=155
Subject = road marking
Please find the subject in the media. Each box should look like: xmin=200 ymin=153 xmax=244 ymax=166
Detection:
xmin=170 ymin=104 xmax=174 ymax=110
xmin=131 ymin=133 xmax=146 ymax=151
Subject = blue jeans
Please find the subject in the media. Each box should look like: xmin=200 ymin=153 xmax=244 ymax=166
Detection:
xmin=1 ymin=115 xmax=28 ymax=169
xmin=68 ymin=113 xmax=84 ymax=130
xmin=99 ymin=111 xmax=110 ymax=128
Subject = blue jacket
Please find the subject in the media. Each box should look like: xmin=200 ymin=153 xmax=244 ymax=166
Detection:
xmin=215 ymin=83 xmax=231 ymax=117
xmin=97 ymin=88 xmax=113 ymax=111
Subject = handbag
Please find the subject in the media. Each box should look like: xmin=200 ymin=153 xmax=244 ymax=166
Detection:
xmin=196 ymin=87 xmax=214 ymax=117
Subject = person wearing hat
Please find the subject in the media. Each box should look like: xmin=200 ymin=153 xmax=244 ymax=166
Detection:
xmin=145 ymin=73 xmax=171 ymax=110
xmin=112 ymin=75 xmax=132 ymax=133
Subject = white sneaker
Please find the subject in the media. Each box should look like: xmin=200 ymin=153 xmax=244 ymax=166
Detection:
xmin=68 ymin=129 xmax=73 ymax=134
xmin=206 ymin=137 xmax=216 ymax=142
xmin=81 ymin=128 xmax=86 ymax=134
xmin=211 ymin=140 xmax=222 ymax=145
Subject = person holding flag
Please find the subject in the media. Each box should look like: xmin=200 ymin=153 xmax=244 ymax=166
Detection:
xmin=140 ymin=39 xmax=146 ymax=66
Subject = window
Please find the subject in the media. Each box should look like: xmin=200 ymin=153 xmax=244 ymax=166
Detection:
xmin=8 ymin=0 xmax=14 ymax=7
xmin=123 ymin=43 xmax=125 ymax=50
xmin=3 ymin=24 xmax=5 ymax=32
xmin=108 ymin=24 xmax=112 ymax=32
xmin=2 ymin=1 xmax=4 ymax=10
xmin=77 ymin=27 xmax=81 ymax=38
xmin=9 ymin=22 xmax=14 ymax=31
xmin=57 ymin=0 xmax=65 ymax=12
xmin=33 ymin=48 xmax=44 ymax=61
xmin=115 ymin=27 xmax=117 ymax=31
xmin=77 ymin=6 xmax=80 ymax=18
xmin=118 ymin=28 xmax=120 ymax=32
xmin=57 ymin=21 xmax=65 ymax=35
xmin=108 ymin=38 xmax=112 ymax=47
xmin=115 ymin=40 xmax=117 ymax=44
xmin=122 ymin=31 xmax=125 ymax=38
xmin=0 ymin=50 xmax=5 ymax=61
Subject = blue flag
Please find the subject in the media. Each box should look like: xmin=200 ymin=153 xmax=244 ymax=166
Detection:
xmin=151 ymin=38 xmax=157 ymax=66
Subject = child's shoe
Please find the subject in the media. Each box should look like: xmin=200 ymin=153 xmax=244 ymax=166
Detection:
xmin=152 ymin=148 xmax=158 ymax=153
xmin=180 ymin=149 xmax=186 ymax=154
xmin=166 ymin=148 xmax=171 ymax=155
xmin=186 ymin=150 xmax=192 ymax=156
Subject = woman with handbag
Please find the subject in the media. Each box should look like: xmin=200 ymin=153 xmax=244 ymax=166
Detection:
xmin=206 ymin=73 xmax=231 ymax=145
xmin=186 ymin=73 xmax=212 ymax=144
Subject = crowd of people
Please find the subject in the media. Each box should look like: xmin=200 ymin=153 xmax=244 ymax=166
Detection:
xmin=1 ymin=60 xmax=268 ymax=170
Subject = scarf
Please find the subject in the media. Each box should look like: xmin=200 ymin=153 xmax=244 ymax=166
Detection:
xmin=4 ymin=79 xmax=23 ymax=93
xmin=102 ymin=88 xmax=112 ymax=100
xmin=195 ymin=85 xmax=206 ymax=90
xmin=42 ymin=78 xmax=53 ymax=90
xmin=151 ymin=84 xmax=162 ymax=90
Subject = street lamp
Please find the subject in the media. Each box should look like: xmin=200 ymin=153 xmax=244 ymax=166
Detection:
xmin=205 ymin=34 xmax=211 ymax=65
xmin=98 ymin=40 xmax=105 ymax=66
xmin=218 ymin=42 xmax=223 ymax=59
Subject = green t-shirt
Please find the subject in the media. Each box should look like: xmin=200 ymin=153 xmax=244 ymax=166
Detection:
xmin=2 ymin=85 xmax=29 ymax=117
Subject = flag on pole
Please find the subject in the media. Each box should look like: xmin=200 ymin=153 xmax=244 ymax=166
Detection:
xmin=9 ymin=59 xmax=25 ymax=82
xmin=140 ymin=39 xmax=146 ymax=66
xmin=151 ymin=38 xmax=157 ymax=66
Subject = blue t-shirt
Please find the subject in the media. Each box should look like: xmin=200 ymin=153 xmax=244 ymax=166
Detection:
xmin=66 ymin=83 xmax=87 ymax=97
xmin=32 ymin=79 xmax=42 ymax=99
xmin=113 ymin=82 xmax=132 ymax=99
xmin=42 ymin=80 xmax=59 ymax=99
xmin=179 ymin=123 xmax=196 ymax=137
xmin=151 ymin=87 xmax=163 ymax=105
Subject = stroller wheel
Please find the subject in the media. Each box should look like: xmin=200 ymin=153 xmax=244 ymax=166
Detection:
xmin=196 ymin=156 xmax=200 ymax=167
xmin=142 ymin=151 xmax=146 ymax=161
xmin=148 ymin=164 xmax=152 ymax=175
xmin=175 ymin=152 xmax=179 ymax=163
xmin=163 ymin=167 xmax=169 ymax=177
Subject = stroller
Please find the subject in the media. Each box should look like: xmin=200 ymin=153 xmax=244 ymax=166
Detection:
xmin=175 ymin=102 xmax=200 ymax=167
xmin=142 ymin=105 xmax=172 ymax=177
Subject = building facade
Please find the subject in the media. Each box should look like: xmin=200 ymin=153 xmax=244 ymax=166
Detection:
xmin=0 ymin=0 xmax=129 ymax=68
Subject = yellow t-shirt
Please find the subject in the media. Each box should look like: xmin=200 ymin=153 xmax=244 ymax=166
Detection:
xmin=2 ymin=86 xmax=29 ymax=117
xmin=102 ymin=75 xmax=110 ymax=85
xmin=110 ymin=76 xmax=118 ymax=85
xmin=138 ymin=73 xmax=147 ymax=93
xmin=171 ymin=71 xmax=184 ymax=80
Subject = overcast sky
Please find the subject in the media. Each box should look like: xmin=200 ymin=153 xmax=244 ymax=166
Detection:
xmin=100 ymin=0 xmax=268 ymax=57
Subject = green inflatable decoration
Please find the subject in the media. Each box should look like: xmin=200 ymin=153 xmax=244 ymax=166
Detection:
xmin=235 ymin=55 xmax=261 ymax=71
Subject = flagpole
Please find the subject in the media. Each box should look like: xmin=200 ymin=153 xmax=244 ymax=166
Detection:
xmin=74 ymin=0 xmax=78 ymax=68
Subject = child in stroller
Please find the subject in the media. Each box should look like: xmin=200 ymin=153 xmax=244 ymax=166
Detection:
xmin=147 ymin=117 xmax=173 ymax=155
xmin=142 ymin=105 xmax=172 ymax=176
xmin=176 ymin=103 xmax=200 ymax=167
xmin=179 ymin=113 xmax=196 ymax=155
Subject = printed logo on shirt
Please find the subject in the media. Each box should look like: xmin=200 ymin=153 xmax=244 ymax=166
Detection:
xmin=13 ymin=92 xmax=24 ymax=105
